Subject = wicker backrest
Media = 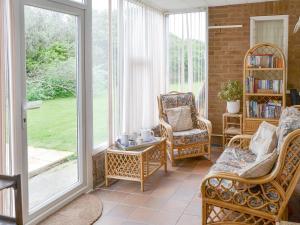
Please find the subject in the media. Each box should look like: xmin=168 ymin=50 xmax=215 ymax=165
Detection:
xmin=158 ymin=91 xmax=198 ymax=128
xmin=275 ymin=130 xmax=300 ymax=193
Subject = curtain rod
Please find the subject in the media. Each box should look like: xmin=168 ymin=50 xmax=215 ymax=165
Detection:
xmin=208 ymin=25 xmax=243 ymax=29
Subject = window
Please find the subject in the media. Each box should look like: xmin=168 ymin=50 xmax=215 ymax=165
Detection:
xmin=166 ymin=11 xmax=208 ymax=116
xmin=250 ymin=16 xmax=289 ymax=57
xmin=92 ymin=0 xmax=109 ymax=147
xmin=113 ymin=0 xmax=165 ymax=135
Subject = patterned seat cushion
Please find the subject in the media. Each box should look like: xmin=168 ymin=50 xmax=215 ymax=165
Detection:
xmin=209 ymin=147 xmax=257 ymax=175
xmin=173 ymin=129 xmax=208 ymax=146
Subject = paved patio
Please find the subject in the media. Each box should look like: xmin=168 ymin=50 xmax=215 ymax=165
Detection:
xmin=28 ymin=147 xmax=74 ymax=177
xmin=28 ymin=147 xmax=77 ymax=209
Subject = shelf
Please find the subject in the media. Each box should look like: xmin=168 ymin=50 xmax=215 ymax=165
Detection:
xmin=246 ymin=68 xmax=284 ymax=71
xmin=224 ymin=127 xmax=241 ymax=135
xmin=245 ymin=118 xmax=279 ymax=122
xmin=245 ymin=93 xmax=283 ymax=97
xmin=226 ymin=122 xmax=241 ymax=125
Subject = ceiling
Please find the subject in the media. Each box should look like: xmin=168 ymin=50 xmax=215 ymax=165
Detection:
xmin=140 ymin=0 xmax=277 ymax=11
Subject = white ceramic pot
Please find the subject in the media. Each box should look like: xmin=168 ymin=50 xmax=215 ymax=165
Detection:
xmin=227 ymin=100 xmax=240 ymax=114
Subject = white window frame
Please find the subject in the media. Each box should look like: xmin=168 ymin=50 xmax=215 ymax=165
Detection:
xmin=164 ymin=8 xmax=209 ymax=118
xmin=250 ymin=15 xmax=289 ymax=58
xmin=92 ymin=0 xmax=111 ymax=152
xmin=12 ymin=0 xmax=93 ymax=224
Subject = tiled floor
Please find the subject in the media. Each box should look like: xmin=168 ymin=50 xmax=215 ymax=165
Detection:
xmin=93 ymin=147 xmax=300 ymax=225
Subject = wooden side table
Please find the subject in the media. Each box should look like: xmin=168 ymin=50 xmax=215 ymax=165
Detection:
xmin=105 ymin=138 xmax=167 ymax=191
xmin=223 ymin=113 xmax=243 ymax=146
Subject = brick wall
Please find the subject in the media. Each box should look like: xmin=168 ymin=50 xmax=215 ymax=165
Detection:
xmin=208 ymin=0 xmax=300 ymax=141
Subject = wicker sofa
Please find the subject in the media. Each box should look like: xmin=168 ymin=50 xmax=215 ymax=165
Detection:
xmin=157 ymin=91 xmax=212 ymax=165
xmin=201 ymin=107 xmax=300 ymax=225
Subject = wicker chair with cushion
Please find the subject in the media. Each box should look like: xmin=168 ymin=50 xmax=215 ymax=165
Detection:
xmin=157 ymin=91 xmax=212 ymax=165
xmin=201 ymin=107 xmax=300 ymax=225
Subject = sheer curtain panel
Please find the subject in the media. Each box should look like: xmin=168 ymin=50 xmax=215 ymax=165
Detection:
xmin=113 ymin=1 xmax=165 ymax=136
xmin=167 ymin=12 xmax=207 ymax=116
xmin=255 ymin=20 xmax=284 ymax=50
xmin=0 ymin=0 xmax=13 ymax=216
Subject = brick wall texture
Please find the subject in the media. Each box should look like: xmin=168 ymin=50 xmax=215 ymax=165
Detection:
xmin=208 ymin=0 xmax=300 ymax=137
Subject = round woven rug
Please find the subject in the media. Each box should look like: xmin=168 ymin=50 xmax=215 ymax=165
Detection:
xmin=40 ymin=193 xmax=103 ymax=225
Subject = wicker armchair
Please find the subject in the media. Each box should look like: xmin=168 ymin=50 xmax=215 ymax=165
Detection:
xmin=157 ymin=91 xmax=212 ymax=165
xmin=201 ymin=129 xmax=300 ymax=225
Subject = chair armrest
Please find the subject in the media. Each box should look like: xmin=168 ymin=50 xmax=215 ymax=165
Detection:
xmin=227 ymin=134 xmax=253 ymax=150
xmin=197 ymin=116 xmax=212 ymax=136
xmin=160 ymin=119 xmax=173 ymax=142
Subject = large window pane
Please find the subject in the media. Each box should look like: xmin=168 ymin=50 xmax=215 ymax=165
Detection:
xmin=92 ymin=0 xmax=109 ymax=147
xmin=25 ymin=6 xmax=79 ymax=210
xmin=167 ymin=12 xmax=207 ymax=116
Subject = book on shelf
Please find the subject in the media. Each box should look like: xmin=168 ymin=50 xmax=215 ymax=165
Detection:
xmin=247 ymin=54 xmax=283 ymax=68
xmin=246 ymin=100 xmax=282 ymax=119
xmin=246 ymin=75 xmax=283 ymax=94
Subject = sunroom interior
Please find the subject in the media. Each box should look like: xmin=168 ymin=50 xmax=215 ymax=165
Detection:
xmin=0 ymin=0 xmax=300 ymax=224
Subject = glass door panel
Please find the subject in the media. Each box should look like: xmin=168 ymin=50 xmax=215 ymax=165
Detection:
xmin=24 ymin=5 xmax=80 ymax=210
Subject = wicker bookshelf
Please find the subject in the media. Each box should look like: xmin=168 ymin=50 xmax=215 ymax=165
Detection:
xmin=243 ymin=43 xmax=286 ymax=134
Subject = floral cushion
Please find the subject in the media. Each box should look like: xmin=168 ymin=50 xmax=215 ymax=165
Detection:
xmin=173 ymin=129 xmax=208 ymax=146
xmin=276 ymin=107 xmax=300 ymax=152
xmin=166 ymin=106 xmax=193 ymax=131
xmin=160 ymin=92 xmax=198 ymax=128
xmin=209 ymin=147 xmax=257 ymax=175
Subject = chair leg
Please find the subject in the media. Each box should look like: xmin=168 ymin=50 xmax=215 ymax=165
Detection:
xmin=170 ymin=146 xmax=176 ymax=167
xmin=207 ymin=143 xmax=211 ymax=161
xmin=202 ymin=201 xmax=208 ymax=225
xmin=281 ymin=206 xmax=289 ymax=221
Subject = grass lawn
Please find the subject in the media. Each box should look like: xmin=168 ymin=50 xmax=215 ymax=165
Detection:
xmin=27 ymin=96 xmax=108 ymax=152
xmin=27 ymin=82 xmax=204 ymax=152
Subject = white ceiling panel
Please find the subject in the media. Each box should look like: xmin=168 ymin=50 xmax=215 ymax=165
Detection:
xmin=140 ymin=0 xmax=278 ymax=11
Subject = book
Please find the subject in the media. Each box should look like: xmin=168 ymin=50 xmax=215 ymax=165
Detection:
xmin=246 ymin=100 xmax=282 ymax=119
xmin=247 ymin=54 xmax=283 ymax=68
xmin=246 ymin=76 xmax=283 ymax=94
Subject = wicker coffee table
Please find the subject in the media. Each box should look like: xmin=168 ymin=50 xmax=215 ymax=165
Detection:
xmin=105 ymin=138 xmax=167 ymax=191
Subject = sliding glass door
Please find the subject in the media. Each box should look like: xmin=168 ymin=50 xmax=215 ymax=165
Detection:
xmin=19 ymin=0 xmax=87 ymax=222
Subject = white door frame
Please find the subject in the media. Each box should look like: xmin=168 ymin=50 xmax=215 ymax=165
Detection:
xmin=13 ymin=0 xmax=92 ymax=224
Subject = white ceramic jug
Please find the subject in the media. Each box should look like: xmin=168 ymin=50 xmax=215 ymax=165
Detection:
xmin=140 ymin=129 xmax=154 ymax=142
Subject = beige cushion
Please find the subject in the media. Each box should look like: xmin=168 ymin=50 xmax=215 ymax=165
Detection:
xmin=165 ymin=106 xmax=193 ymax=132
xmin=238 ymin=150 xmax=278 ymax=178
xmin=249 ymin=121 xmax=277 ymax=160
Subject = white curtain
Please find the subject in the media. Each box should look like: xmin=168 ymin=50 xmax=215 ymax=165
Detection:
xmin=113 ymin=1 xmax=165 ymax=135
xmin=0 ymin=0 xmax=14 ymax=215
xmin=167 ymin=12 xmax=207 ymax=116
xmin=255 ymin=20 xmax=284 ymax=50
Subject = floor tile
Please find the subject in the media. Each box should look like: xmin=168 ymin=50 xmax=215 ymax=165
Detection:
xmin=128 ymin=207 xmax=158 ymax=223
xmin=107 ymin=204 xmax=137 ymax=218
xmin=102 ymin=201 xmax=118 ymax=216
xmin=94 ymin=215 xmax=126 ymax=225
xmin=96 ymin=190 xmax=129 ymax=202
xmin=184 ymin=199 xmax=202 ymax=216
xmin=141 ymin=196 xmax=167 ymax=209
xmin=120 ymin=194 xmax=151 ymax=206
xmin=160 ymin=199 xmax=189 ymax=215
xmin=176 ymin=214 xmax=201 ymax=225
